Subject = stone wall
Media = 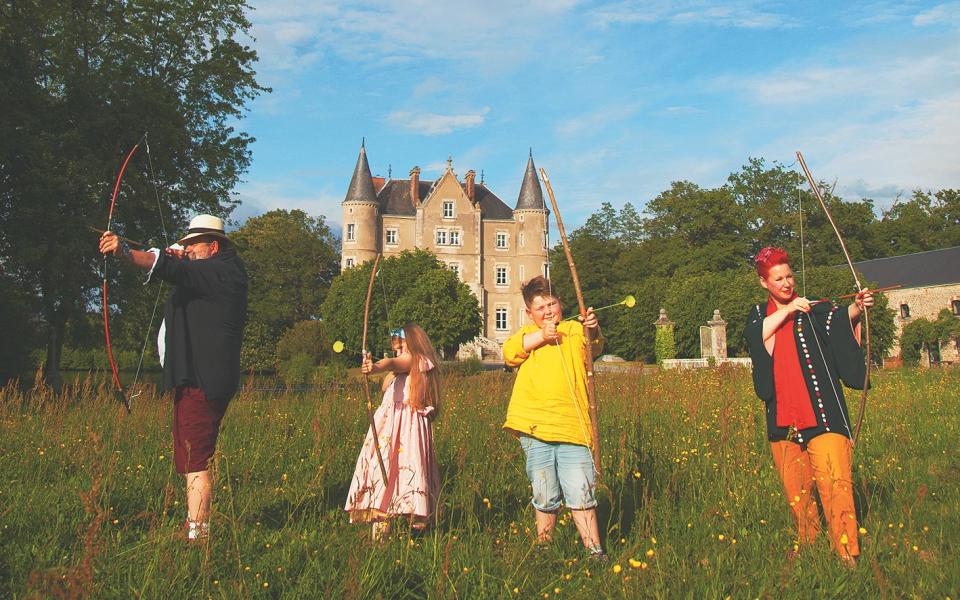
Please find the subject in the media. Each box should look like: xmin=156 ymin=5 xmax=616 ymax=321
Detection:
xmin=885 ymin=284 xmax=960 ymax=363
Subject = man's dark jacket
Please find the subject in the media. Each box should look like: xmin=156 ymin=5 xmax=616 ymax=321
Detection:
xmin=151 ymin=248 xmax=248 ymax=400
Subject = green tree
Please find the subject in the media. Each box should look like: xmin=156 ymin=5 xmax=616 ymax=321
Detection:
xmin=0 ymin=269 xmax=39 ymax=383
xmin=232 ymin=209 xmax=340 ymax=363
xmin=727 ymin=157 xmax=805 ymax=256
xmin=642 ymin=181 xmax=751 ymax=276
xmin=275 ymin=320 xmax=335 ymax=386
xmin=392 ymin=270 xmax=484 ymax=358
xmin=0 ymin=0 xmax=268 ymax=388
xmin=900 ymin=318 xmax=938 ymax=365
xmin=932 ymin=189 xmax=960 ymax=247
xmin=601 ymin=276 xmax=669 ymax=362
xmin=320 ymin=250 xmax=482 ymax=360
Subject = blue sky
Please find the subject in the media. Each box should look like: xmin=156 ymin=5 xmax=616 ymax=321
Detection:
xmin=234 ymin=1 xmax=960 ymax=230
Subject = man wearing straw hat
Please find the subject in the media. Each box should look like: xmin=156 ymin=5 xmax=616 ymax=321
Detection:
xmin=100 ymin=214 xmax=247 ymax=542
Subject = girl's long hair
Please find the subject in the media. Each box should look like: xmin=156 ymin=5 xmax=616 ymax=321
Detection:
xmin=402 ymin=323 xmax=441 ymax=414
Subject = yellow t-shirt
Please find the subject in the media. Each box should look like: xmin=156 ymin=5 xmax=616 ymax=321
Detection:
xmin=502 ymin=320 xmax=603 ymax=447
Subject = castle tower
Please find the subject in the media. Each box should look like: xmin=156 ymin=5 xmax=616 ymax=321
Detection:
xmin=513 ymin=150 xmax=550 ymax=287
xmin=341 ymin=142 xmax=380 ymax=269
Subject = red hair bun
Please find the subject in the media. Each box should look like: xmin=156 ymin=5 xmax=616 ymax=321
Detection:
xmin=754 ymin=246 xmax=789 ymax=278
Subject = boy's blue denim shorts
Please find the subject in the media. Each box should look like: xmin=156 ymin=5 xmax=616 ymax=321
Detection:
xmin=519 ymin=435 xmax=597 ymax=511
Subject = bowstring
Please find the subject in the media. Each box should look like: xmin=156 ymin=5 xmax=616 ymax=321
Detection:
xmin=547 ymin=265 xmax=594 ymax=461
xmin=798 ymin=184 xmax=807 ymax=297
xmin=127 ymin=132 xmax=171 ymax=407
xmin=796 ymin=166 xmax=853 ymax=440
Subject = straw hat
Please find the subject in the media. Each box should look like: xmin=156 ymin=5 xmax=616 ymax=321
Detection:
xmin=177 ymin=214 xmax=230 ymax=245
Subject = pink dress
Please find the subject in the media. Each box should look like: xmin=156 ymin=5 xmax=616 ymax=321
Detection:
xmin=345 ymin=361 xmax=440 ymax=527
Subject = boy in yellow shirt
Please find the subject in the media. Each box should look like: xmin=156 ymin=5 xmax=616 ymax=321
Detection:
xmin=502 ymin=276 xmax=605 ymax=559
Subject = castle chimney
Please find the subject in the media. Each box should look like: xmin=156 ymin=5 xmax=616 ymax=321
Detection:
xmin=409 ymin=166 xmax=420 ymax=208
xmin=465 ymin=169 xmax=476 ymax=202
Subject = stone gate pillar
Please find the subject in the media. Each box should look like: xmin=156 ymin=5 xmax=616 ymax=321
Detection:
xmin=708 ymin=309 xmax=728 ymax=360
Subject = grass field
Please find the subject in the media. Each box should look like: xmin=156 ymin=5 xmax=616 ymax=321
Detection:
xmin=1 ymin=366 xmax=957 ymax=599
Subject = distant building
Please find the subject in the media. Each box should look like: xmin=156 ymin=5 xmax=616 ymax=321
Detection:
xmin=340 ymin=144 xmax=550 ymax=355
xmin=853 ymin=246 xmax=960 ymax=365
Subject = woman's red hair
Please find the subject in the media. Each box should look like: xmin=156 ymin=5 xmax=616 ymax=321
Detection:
xmin=754 ymin=246 xmax=790 ymax=278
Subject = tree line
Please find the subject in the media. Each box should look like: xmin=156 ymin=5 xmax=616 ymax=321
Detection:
xmin=547 ymin=158 xmax=957 ymax=363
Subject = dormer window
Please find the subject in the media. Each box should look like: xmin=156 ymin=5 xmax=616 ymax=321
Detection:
xmin=443 ymin=201 xmax=455 ymax=219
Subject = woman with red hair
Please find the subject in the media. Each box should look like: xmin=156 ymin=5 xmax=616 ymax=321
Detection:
xmin=744 ymin=247 xmax=873 ymax=565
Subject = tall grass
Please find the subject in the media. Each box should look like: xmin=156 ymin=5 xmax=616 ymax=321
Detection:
xmin=1 ymin=367 xmax=957 ymax=598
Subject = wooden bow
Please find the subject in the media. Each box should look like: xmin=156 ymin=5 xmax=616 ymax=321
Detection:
xmin=796 ymin=151 xmax=870 ymax=446
xmin=102 ymin=141 xmax=142 ymax=413
xmin=362 ymin=254 xmax=389 ymax=484
xmin=539 ymin=168 xmax=601 ymax=473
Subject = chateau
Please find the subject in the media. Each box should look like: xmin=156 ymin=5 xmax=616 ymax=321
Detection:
xmin=340 ymin=144 xmax=550 ymax=352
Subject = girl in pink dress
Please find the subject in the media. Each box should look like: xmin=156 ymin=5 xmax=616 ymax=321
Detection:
xmin=345 ymin=323 xmax=441 ymax=539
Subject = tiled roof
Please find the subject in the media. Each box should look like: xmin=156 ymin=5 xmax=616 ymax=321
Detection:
xmin=343 ymin=145 xmax=378 ymax=204
xmin=473 ymin=184 xmax=514 ymax=220
xmin=376 ymin=180 xmax=430 ymax=216
xmin=375 ymin=179 xmax=514 ymax=219
xmin=853 ymin=246 xmax=960 ymax=288
xmin=516 ymin=152 xmax=545 ymax=210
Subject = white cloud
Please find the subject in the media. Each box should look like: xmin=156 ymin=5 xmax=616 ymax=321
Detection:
xmin=819 ymin=94 xmax=960 ymax=204
xmin=913 ymin=2 xmax=960 ymax=27
xmin=590 ymin=0 xmax=796 ymax=29
xmin=387 ymin=107 xmax=490 ymax=135
xmin=556 ymin=104 xmax=642 ymax=137
xmin=247 ymin=0 xmax=579 ymax=77
xmin=234 ymin=179 xmax=344 ymax=227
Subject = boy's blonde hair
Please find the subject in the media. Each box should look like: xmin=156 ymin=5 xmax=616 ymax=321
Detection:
xmin=521 ymin=276 xmax=554 ymax=308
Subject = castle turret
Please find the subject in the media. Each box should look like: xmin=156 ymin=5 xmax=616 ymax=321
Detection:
xmin=514 ymin=150 xmax=550 ymax=283
xmin=341 ymin=142 xmax=380 ymax=269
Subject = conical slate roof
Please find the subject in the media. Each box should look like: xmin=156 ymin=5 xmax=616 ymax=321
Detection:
xmin=343 ymin=144 xmax=378 ymax=204
xmin=515 ymin=151 xmax=545 ymax=210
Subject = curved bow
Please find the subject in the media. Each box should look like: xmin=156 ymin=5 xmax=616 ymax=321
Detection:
xmin=102 ymin=141 xmax=142 ymax=413
xmin=540 ymin=168 xmax=601 ymax=473
xmin=361 ymin=254 xmax=389 ymax=484
xmin=796 ymin=151 xmax=870 ymax=446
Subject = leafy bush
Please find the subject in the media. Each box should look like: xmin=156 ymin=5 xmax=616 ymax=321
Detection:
xmin=278 ymin=353 xmax=315 ymax=388
xmin=654 ymin=326 xmax=676 ymax=364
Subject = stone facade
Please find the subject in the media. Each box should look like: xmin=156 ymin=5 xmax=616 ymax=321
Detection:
xmin=341 ymin=145 xmax=550 ymax=347
xmin=884 ymin=284 xmax=960 ymax=365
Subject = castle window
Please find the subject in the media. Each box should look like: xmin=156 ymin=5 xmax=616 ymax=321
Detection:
xmin=435 ymin=230 xmax=448 ymax=246
xmin=346 ymin=223 xmax=355 ymax=242
xmin=543 ymin=263 xmax=550 ymax=278
xmin=519 ymin=264 xmax=525 ymax=282
xmin=450 ymin=230 xmax=461 ymax=246
xmin=385 ymin=228 xmax=398 ymax=245
xmin=495 ymin=307 xmax=508 ymax=331
xmin=952 ymin=299 xmax=960 ymax=316
xmin=496 ymin=265 xmax=508 ymax=287
xmin=447 ymin=262 xmax=462 ymax=280
xmin=543 ymin=231 xmax=548 ymax=250
xmin=519 ymin=231 xmax=525 ymax=247
xmin=496 ymin=232 xmax=508 ymax=249
xmin=345 ymin=257 xmax=355 ymax=269
xmin=900 ymin=303 xmax=911 ymax=319
xmin=443 ymin=201 xmax=455 ymax=219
